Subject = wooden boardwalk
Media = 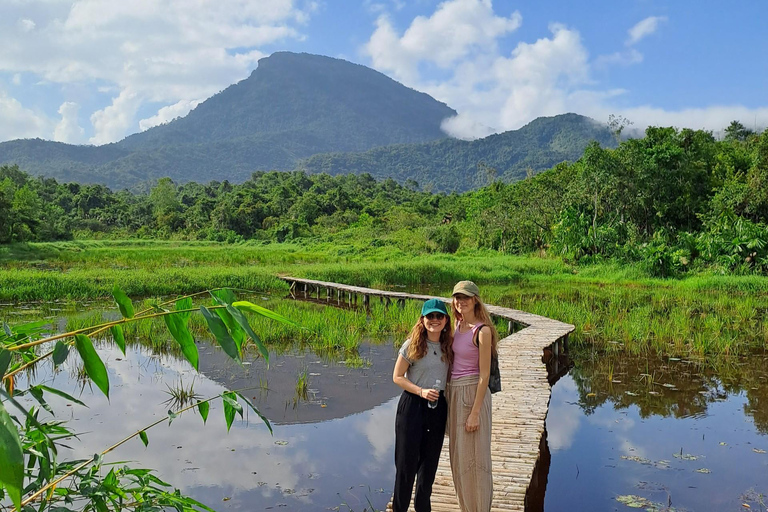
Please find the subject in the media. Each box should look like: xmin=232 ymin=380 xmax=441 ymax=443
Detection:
xmin=281 ymin=277 xmax=575 ymax=511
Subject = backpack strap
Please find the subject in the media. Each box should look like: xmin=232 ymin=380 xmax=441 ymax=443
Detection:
xmin=472 ymin=323 xmax=485 ymax=347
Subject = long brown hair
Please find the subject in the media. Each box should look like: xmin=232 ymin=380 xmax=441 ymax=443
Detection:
xmin=451 ymin=294 xmax=499 ymax=358
xmin=406 ymin=314 xmax=454 ymax=364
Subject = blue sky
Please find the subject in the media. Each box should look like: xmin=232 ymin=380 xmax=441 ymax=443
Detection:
xmin=1 ymin=0 xmax=766 ymax=144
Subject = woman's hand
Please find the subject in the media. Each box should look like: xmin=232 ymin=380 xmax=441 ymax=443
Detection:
xmin=465 ymin=411 xmax=480 ymax=432
xmin=421 ymin=388 xmax=439 ymax=402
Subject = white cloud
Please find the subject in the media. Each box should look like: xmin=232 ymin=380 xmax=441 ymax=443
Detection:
xmin=0 ymin=0 xmax=316 ymax=143
xmin=364 ymin=5 xmax=767 ymax=139
xmin=423 ymin=23 xmax=591 ymax=139
xmin=364 ymin=0 xmax=522 ymax=84
xmin=139 ymin=99 xmax=203 ymax=131
xmin=595 ymin=48 xmax=643 ymax=68
xmin=12 ymin=74 xmax=22 ymax=85
xmin=18 ymin=18 xmax=35 ymax=32
xmin=89 ymin=89 xmax=141 ymax=145
xmin=53 ymin=101 xmax=84 ymax=143
xmin=0 ymin=90 xmax=50 ymax=140
xmin=627 ymin=16 xmax=667 ymax=46
xmin=601 ymin=104 xmax=768 ymax=135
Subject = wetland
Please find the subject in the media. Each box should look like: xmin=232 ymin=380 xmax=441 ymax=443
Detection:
xmin=2 ymin=241 xmax=768 ymax=511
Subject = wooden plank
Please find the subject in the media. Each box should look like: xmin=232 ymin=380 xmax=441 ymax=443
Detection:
xmin=279 ymin=277 xmax=574 ymax=512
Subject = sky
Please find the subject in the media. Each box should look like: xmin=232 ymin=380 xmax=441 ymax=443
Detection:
xmin=1 ymin=0 xmax=767 ymax=145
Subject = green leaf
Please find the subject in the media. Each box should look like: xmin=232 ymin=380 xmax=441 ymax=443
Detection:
xmin=38 ymin=385 xmax=87 ymax=407
xmin=211 ymin=292 xmax=245 ymax=353
xmin=2 ymin=322 xmax=11 ymax=338
xmin=197 ymin=401 xmax=209 ymax=424
xmin=235 ymin=391 xmax=272 ymax=435
xmin=28 ymin=386 xmax=53 ymax=414
xmin=11 ymin=320 xmax=49 ymax=335
xmin=0 ymin=400 xmax=24 ymax=511
xmin=110 ymin=325 xmax=126 ymax=355
xmin=175 ymin=297 xmax=193 ymax=322
xmin=112 ymin=284 xmax=135 ymax=319
xmin=222 ymin=392 xmax=243 ymax=415
xmin=167 ymin=410 xmax=178 ymax=426
xmin=199 ymin=306 xmax=239 ymax=362
xmin=211 ymin=288 xmax=237 ymax=306
xmin=163 ymin=313 xmax=199 ymax=371
xmin=74 ymin=334 xmax=109 ymax=399
xmin=139 ymin=430 xmax=148 ymax=447
xmin=226 ymin=304 xmax=269 ymax=364
xmin=52 ymin=341 xmax=70 ymax=367
xmin=222 ymin=391 xmax=243 ymax=432
xmin=0 ymin=349 xmax=11 ymax=380
xmin=233 ymin=300 xmax=300 ymax=327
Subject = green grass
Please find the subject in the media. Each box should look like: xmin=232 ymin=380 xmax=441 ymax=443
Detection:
xmin=2 ymin=240 xmax=768 ymax=357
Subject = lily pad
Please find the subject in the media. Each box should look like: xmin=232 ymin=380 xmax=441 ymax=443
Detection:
xmin=673 ymin=452 xmax=701 ymax=460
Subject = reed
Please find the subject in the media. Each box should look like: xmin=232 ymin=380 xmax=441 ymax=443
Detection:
xmin=3 ymin=240 xmax=768 ymax=357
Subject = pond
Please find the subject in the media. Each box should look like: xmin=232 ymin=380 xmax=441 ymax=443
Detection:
xmin=14 ymin=338 xmax=402 ymax=512
xmin=544 ymin=350 xmax=768 ymax=512
xmin=6 ymin=299 xmax=768 ymax=512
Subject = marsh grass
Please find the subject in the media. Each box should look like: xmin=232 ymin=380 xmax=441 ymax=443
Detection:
xmin=163 ymin=378 xmax=201 ymax=409
xmin=3 ymin=240 xmax=768 ymax=357
xmin=47 ymin=291 xmax=421 ymax=359
xmin=295 ymin=368 xmax=309 ymax=402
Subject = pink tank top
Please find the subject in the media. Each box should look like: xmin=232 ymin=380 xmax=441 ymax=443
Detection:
xmin=451 ymin=322 xmax=484 ymax=379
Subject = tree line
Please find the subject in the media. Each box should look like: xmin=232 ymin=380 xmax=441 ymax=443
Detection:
xmin=1 ymin=121 xmax=766 ymax=275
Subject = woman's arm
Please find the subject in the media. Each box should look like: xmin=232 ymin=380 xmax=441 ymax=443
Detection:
xmin=393 ymin=355 xmax=437 ymax=401
xmin=465 ymin=325 xmax=492 ymax=432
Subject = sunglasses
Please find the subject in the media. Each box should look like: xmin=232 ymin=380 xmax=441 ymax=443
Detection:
xmin=424 ymin=313 xmax=446 ymax=321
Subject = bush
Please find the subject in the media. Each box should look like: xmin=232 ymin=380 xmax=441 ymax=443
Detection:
xmin=426 ymin=225 xmax=461 ymax=253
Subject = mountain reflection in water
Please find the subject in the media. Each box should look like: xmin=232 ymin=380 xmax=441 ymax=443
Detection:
xmin=544 ymin=350 xmax=768 ymax=512
xmin=20 ymin=341 xmax=401 ymax=512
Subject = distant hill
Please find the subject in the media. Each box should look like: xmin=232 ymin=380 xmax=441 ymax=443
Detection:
xmin=0 ymin=53 xmax=615 ymax=192
xmin=298 ymin=113 xmax=616 ymax=192
xmin=0 ymin=52 xmax=456 ymax=188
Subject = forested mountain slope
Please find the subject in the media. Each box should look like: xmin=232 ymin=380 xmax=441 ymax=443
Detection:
xmin=299 ymin=113 xmax=616 ymax=192
xmin=0 ymin=52 xmax=456 ymax=188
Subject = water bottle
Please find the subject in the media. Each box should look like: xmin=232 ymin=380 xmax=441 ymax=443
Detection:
xmin=428 ymin=379 xmax=441 ymax=409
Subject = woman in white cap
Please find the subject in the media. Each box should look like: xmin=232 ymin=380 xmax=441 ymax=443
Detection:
xmin=391 ymin=298 xmax=453 ymax=512
xmin=447 ymin=280 xmax=498 ymax=511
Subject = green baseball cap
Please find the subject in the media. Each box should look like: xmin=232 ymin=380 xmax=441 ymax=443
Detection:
xmin=452 ymin=280 xmax=480 ymax=297
xmin=421 ymin=298 xmax=448 ymax=316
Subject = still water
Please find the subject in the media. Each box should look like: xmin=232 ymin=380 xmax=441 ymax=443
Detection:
xmin=18 ymin=340 xmax=402 ymax=511
xmin=7 ymin=299 xmax=768 ymax=511
xmin=545 ymin=352 xmax=768 ymax=512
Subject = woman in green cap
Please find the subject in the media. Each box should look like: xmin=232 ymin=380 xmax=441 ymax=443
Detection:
xmin=391 ymin=298 xmax=453 ymax=512
xmin=447 ymin=280 xmax=498 ymax=511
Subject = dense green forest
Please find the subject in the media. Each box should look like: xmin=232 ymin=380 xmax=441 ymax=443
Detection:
xmin=298 ymin=113 xmax=615 ymax=192
xmin=1 ymin=121 xmax=765 ymax=276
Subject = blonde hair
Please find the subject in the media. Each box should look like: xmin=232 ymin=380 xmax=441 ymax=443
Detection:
xmin=406 ymin=314 xmax=454 ymax=364
xmin=451 ymin=293 xmax=499 ymax=358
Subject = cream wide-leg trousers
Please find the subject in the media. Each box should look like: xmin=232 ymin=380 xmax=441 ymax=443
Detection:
xmin=447 ymin=375 xmax=492 ymax=512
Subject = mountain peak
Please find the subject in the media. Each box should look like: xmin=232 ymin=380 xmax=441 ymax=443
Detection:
xmin=119 ymin=51 xmax=456 ymax=155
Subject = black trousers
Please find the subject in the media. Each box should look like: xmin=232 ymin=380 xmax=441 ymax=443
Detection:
xmin=393 ymin=390 xmax=448 ymax=512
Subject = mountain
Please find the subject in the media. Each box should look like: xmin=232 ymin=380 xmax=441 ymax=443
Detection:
xmin=0 ymin=53 xmax=614 ymax=192
xmin=0 ymin=52 xmax=456 ymax=188
xmin=298 ymin=113 xmax=616 ymax=192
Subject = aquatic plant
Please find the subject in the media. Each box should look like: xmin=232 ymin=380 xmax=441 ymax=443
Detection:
xmin=0 ymin=286 xmax=294 ymax=511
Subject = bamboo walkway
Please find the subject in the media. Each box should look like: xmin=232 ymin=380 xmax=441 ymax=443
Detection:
xmin=280 ymin=277 xmax=575 ymax=511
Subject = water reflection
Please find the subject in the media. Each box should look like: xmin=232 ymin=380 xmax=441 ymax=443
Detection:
xmin=19 ymin=342 xmax=400 ymax=511
xmin=545 ymin=351 xmax=768 ymax=512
